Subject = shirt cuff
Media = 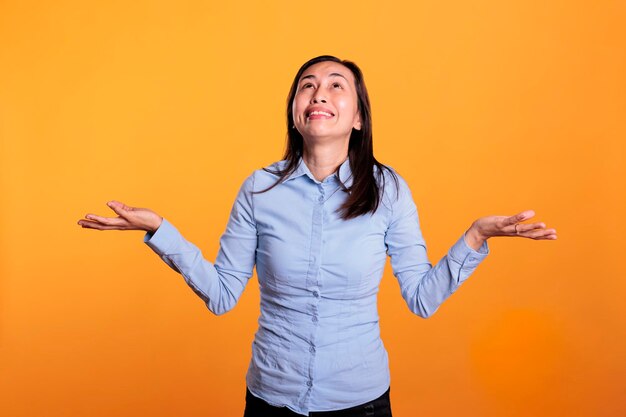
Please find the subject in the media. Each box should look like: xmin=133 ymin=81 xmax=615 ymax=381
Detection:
xmin=143 ymin=218 xmax=180 ymax=255
xmin=448 ymin=232 xmax=490 ymax=268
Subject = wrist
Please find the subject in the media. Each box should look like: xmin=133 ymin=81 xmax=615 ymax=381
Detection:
xmin=465 ymin=224 xmax=486 ymax=251
xmin=147 ymin=216 xmax=163 ymax=233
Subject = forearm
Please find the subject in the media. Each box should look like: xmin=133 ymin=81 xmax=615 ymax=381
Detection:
xmin=144 ymin=218 xmax=251 ymax=315
xmin=395 ymin=232 xmax=489 ymax=318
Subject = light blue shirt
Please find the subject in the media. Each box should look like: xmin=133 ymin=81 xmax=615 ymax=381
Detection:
xmin=144 ymin=157 xmax=489 ymax=415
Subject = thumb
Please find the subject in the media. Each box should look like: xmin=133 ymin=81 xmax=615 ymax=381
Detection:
xmin=107 ymin=200 xmax=133 ymax=217
xmin=509 ymin=209 xmax=535 ymax=225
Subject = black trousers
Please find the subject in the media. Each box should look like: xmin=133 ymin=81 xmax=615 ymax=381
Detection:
xmin=243 ymin=387 xmax=392 ymax=417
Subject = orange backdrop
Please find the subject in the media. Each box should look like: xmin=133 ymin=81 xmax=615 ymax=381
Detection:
xmin=1 ymin=1 xmax=624 ymax=416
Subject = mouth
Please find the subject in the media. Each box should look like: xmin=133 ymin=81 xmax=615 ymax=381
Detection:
xmin=306 ymin=108 xmax=335 ymax=120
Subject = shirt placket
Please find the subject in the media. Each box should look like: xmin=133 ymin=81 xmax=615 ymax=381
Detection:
xmin=300 ymin=181 xmax=326 ymax=410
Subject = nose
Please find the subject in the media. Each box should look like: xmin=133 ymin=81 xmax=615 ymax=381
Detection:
xmin=311 ymin=94 xmax=327 ymax=104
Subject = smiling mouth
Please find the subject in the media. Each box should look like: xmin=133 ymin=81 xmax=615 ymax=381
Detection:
xmin=307 ymin=110 xmax=334 ymax=120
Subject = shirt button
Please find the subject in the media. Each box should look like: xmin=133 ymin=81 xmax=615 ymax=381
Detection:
xmin=312 ymin=315 xmax=318 ymax=323
xmin=309 ymin=345 xmax=316 ymax=353
xmin=313 ymin=291 xmax=319 ymax=298
xmin=318 ymin=195 xmax=324 ymax=202
xmin=307 ymin=380 xmax=313 ymax=387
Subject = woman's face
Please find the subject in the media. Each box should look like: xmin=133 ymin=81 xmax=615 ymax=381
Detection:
xmin=292 ymin=61 xmax=362 ymax=143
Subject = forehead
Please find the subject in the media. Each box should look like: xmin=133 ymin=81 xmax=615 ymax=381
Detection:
xmin=299 ymin=61 xmax=355 ymax=84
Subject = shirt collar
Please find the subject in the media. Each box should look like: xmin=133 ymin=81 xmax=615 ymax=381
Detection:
xmin=284 ymin=156 xmax=354 ymax=188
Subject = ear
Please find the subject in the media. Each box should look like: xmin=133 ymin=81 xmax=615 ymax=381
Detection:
xmin=353 ymin=113 xmax=362 ymax=131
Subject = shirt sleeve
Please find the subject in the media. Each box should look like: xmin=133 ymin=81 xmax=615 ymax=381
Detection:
xmin=384 ymin=175 xmax=489 ymax=318
xmin=143 ymin=173 xmax=258 ymax=315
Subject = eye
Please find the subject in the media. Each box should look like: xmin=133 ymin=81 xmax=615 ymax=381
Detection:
xmin=332 ymin=82 xmax=342 ymax=89
xmin=302 ymin=83 xmax=314 ymax=88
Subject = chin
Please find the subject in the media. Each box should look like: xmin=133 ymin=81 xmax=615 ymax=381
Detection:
xmin=303 ymin=126 xmax=348 ymax=137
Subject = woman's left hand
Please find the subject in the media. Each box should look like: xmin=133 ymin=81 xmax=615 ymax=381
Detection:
xmin=465 ymin=210 xmax=557 ymax=250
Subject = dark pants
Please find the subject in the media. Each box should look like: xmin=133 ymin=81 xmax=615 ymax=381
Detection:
xmin=243 ymin=387 xmax=393 ymax=417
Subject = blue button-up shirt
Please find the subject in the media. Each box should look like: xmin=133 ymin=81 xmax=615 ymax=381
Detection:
xmin=144 ymin=157 xmax=489 ymax=415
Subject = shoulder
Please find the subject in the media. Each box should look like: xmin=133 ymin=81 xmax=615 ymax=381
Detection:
xmin=262 ymin=159 xmax=289 ymax=173
xmin=240 ymin=159 xmax=287 ymax=193
xmin=376 ymin=163 xmax=410 ymax=196
xmin=375 ymin=164 xmax=413 ymax=211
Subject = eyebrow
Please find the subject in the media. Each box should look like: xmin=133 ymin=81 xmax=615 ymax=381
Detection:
xmin=299 ymin=73 xmax=349 ymax=83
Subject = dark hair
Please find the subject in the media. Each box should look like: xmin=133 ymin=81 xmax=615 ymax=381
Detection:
xmin=256 ymin=55 xmax=398 ymax=220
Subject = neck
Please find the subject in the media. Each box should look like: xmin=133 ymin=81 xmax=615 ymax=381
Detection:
xmin=301 ymin=139 xmax=349 ymax=182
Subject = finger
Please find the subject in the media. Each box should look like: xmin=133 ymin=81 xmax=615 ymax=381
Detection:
xmin=543 ymin=228 xmax=557 ymax=238
xmin=525 ymin=228 xmax=557 ymax=239
xmin=107 ymin=201 xmax=134 ymax=217
xmin=83 ymin=213 xmax=110 ymax=224
xmin=516 ymin=222 xmax=546 ymax=234
xmin=507 ymin=210 xmax=536 ymax=226
xmin=83 ymin=213 xmax=127 ymax=227
xmin=78 ymin=220 xmax=126 ymax=230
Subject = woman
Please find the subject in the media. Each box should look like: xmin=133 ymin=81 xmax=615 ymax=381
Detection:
xmin=78 ymin=55 xmax=557 ymax=416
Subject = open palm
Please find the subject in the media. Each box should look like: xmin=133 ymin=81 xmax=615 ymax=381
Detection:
xmin=77 ymin=201 xmax=163 ymax=233
xmin=473 ymin=210 xmax=557 ymax=240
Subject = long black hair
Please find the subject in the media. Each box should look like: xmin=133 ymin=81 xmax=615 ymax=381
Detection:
xmin=256 ymin=55 xmax=398 ymax=220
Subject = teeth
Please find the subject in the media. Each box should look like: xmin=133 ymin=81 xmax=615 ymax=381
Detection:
xmin=309 ymin=111 xmax=332 ymax=117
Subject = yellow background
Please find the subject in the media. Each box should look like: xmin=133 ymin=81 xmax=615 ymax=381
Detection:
xmin=1 ymin=1 xmax=625 ymax=416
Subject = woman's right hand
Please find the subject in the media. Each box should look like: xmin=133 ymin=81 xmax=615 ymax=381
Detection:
xmin=77 ymin=201 xmax=163 ymax=233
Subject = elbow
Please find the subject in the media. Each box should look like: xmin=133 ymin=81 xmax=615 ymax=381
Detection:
xmin=401 ymin=277 xmax=439 ymax=319
xmin=207 ymin=304 xmax=232 ymax=316
xmin=417 ymin=311 xmax=432 ymax=319
xmin=415 ymin=309 xmax=434 ymax=319
xmin=186 ymin=285 xmax=235 ymax=316
xmin=206 ymin=298 xmax=237 ymax=316
xmin=200 ymin=272 xmax=244 ymax=316
xmin=206 ymin=288 xmax=239 ymax=316
xmin=410 ymin=299 xmax=438 ymax=319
